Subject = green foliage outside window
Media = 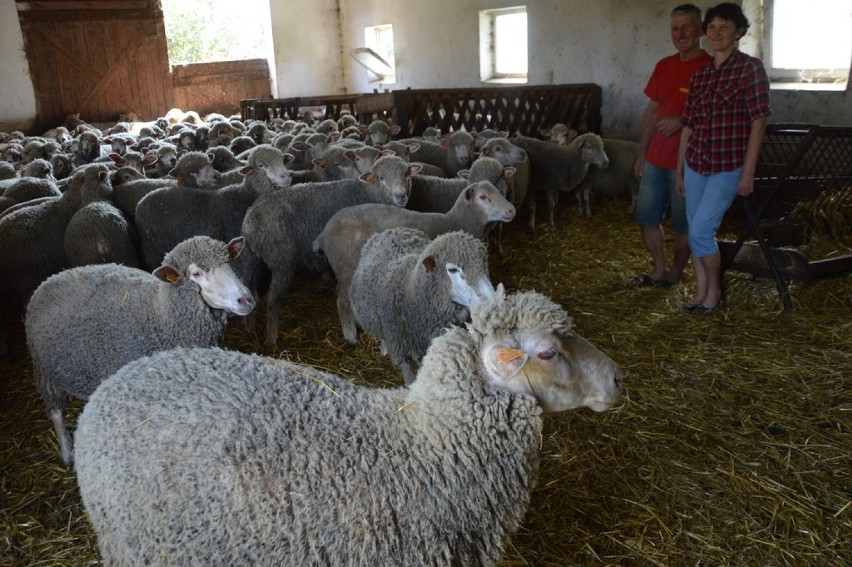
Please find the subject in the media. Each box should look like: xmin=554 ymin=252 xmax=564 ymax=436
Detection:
xmin=161 ymin=0 xmax=270 ymax=64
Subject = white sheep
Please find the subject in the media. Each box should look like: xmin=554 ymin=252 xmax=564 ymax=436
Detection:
xmin=350 ymin=228 xmax=495 ymax=383
xmin=28 ymin=235 xmax=253 ymax=465
xmin=135 ymin=144 xmax=292 ymax=270
xmin=314 ymin=180 xmax=516 ymax=345
xmin=73 ymin=286 xmax=622 ymax=565
xmin=239 ymin=155 xmax=418 ymax=350
xmin=573 ymin=138 xmax=641 ymax=217
xmin=112 ymin=151 xmax=220 ymax=222
xmin=511 ymin=132 xmax=610 ymax=227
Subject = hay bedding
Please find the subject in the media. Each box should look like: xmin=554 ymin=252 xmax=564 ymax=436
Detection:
xmin=1 ymin=195 xmax=849 ymax=566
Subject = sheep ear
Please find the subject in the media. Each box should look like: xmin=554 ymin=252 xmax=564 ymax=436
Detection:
xmin=422 ymin=255 xmax=436 ymax=273
xmin=482 ymin=344 xmax=529 ymax=384
xmin=239 ymin=164 xmax=253 ymax=175
xmin=226 ymin=236 xmax=245 ymax=259
xmin=480 ymin=147 xmax=491 ymax=157
xmin=108 ymin=153 xmax=124 ymax=166
xmin=457 ymin=169 xmax=471 ymax=180
xmin=407 ymin=143 xmax=420 ymax=154
xmin=313 ymin=158 xmax=327 ymax=169
xmin=359 ymin=171 xmax=377 ymax=184
xmin=390 ymin=125 xmax=401 ymax=135
xmin=143 ymin=153 xmax=158 ymax=166
xmin=406 ymin=163 xmax=422 ymax=177
xmin=464 ymin=186 xmax=475 ymax=200
xmin=503 ymin=166 xmax=516 ymax=179
xmin=171 ymin=171 xmax=185 ymax=182
xmin=152 ymin=265 xmax=182 ymax=285
xmin=282 ymin=153 xmax=295 ymax=165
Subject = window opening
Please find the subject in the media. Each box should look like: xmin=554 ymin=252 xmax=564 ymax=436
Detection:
xmin=479 ymin=6 xmax=528 ymax=83
xmin=161 ymin=0 xmax=273 ymax=65
xmin=764 ymin=0 xmax=851 ymax=85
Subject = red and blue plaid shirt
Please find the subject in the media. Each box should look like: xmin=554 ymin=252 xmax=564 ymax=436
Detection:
xmin=682 ymin=49 xmax=772 ymax=174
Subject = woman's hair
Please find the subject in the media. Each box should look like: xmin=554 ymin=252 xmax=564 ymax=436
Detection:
xmin=703 ymin=2 xmax=750 ymax=34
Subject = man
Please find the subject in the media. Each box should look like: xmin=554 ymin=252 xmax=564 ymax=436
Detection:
xmin=633 ymin=4 xmax=710 ymax=288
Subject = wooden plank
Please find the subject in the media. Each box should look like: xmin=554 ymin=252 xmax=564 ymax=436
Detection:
xmin=16 ymin=1 xmax=150 ymax=12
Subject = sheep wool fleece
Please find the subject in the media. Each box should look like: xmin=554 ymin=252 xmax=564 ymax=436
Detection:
xmin=74 ymin=317 xmax=548 ymax=564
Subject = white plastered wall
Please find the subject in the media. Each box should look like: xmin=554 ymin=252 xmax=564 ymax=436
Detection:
xmin=0 ymin=1 xmax=38 ymax=133
xmin=0 ymin=1 xmax=849 ymax=135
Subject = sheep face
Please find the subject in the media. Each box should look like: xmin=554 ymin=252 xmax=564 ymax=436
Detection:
xmin=480 ymin=328 xmax=622 ymax=413
xmin=465 ymin=182 xmax=516 ymax=223
xmin=480 ymin=138 xmax=527 ymax=166
xmin=189 ymin=262 xmax=255 ymax=316
xmin=442 ymin=261 xmax=495 ymax=307
xmin=575 ymin=133 xmax=610 ymax=169
xmin=189 ymin=164 xmax=221 ymax=188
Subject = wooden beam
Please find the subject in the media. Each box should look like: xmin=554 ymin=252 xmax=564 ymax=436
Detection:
xmin=16 ymin=1 xmax=151 ymax=12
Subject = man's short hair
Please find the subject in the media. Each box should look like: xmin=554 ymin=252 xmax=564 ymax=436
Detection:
xmin=671 ymin=3 xmax=702 ymax=23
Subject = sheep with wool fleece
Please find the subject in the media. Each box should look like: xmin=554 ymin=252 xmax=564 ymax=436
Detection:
xmin=134 ymin=144 xmax=292 ymax=270
xmin=27 ymin=235 xmax=253 ymax=465
xmin=572 ymin=137 xmax=641 ymax=217
xmin=239 ymin=155 xmax=418 ymax=350
xmin=510 ymin=132 xmax=609 ymax=227
xmin=401 ymin=130 xmax=475 ymax=176
xmin=73 ymin=285 xmax=622 ymax=566
xmin=314 ymin=180 xmax=515 ymax=345
xmin=349 ymin=228 xmax=495 ymax=383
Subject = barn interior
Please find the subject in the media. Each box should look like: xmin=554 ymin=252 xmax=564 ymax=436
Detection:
xmin=1 ymin=0 xmax=850 ymax=565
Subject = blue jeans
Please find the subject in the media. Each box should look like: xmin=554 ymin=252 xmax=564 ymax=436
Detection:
xmin=684 ymin=163 xmax=741 ymax=258
xmin=634 ymin=162 xmax=687 ymax=234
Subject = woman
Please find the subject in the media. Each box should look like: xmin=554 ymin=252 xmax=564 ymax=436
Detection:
xmin=675 ymin=2 xmax=771 ymax=314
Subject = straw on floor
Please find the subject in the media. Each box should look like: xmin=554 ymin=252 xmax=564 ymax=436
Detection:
xmin=1 ymin=195 xmax=849 ymax=566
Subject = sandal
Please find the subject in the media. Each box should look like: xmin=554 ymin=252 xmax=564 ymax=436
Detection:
xmin=634 ymin=274 xmax=675 ymax=288
xmin=696 ymin=297 xmax=725 ymax=315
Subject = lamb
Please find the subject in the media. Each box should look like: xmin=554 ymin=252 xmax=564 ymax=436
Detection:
xmin=403 ymin=130 xmax=475 ymax=176
xmin=572 ymin=138 xmax=641 ymax=217
xmin=479 ymin=137 xmax=533 ymax=228
xmin=135 ymin=145 xmax=292 ymax=270
xmin=28 ymin=235 xmax=254 ymax=465
xmin=511 ymin=132 xmax=610 ymax=227
xmin=74 ymin=285 xmax=622 ymax=566
xmin=314 ymin=181 xmax=516 ymax=345
xmin=350 ymin=228 xmax=494 ymax=383
xmin=240 ymin=155 xmax=417 ymax=349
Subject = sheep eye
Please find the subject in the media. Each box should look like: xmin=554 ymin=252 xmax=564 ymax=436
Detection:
xmin=447 ymin=266 xmax=459 ymax=274
xmin=538 ymin=348 xmax=557 ymax=361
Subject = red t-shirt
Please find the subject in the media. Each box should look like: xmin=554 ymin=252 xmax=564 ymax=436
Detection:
xmin=643 ymin=51 xmax=712 ymax=170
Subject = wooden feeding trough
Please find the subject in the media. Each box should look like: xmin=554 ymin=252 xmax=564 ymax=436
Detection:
xmin=721 ymin=123 xmax=852 ymax=309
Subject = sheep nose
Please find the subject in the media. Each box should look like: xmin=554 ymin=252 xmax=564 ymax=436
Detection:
xmin=613 ymin=369 xmax=623 ymax=390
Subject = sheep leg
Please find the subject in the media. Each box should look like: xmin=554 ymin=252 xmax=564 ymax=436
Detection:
xmin=546 ymin=189 xmax=558 ymax=227
xmin=264 ymin=271 xmax=293 ymax=351
xmin=336 ymin=275 xmax=358 ymax=345
xmin=49 ymin=408 xmax=74 ymax=466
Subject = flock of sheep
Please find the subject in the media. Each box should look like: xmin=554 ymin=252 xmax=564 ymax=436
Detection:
xmin=0 ymin=108 xmax=636 ymax=564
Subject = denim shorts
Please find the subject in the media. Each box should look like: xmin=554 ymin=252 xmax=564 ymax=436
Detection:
xmin=684 ymin=163 xmax=741 ymax=257
xmin=634 ymin=161 xmax=687 ymax=234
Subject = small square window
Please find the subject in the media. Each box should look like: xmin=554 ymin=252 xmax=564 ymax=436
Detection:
xmin=479 ymin=6 xmax=528 ymax=84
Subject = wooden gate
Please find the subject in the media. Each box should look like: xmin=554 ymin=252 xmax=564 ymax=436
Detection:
xmin=16 ymin=0 xmax=174 ymax=132
xmin=15 ymin=0 xmax=273 ymax=133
